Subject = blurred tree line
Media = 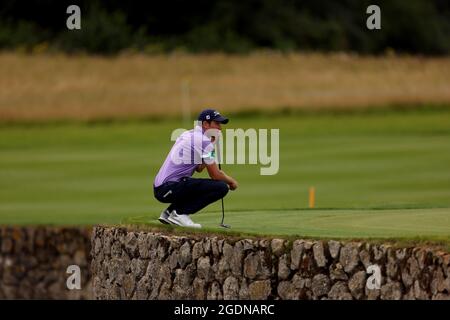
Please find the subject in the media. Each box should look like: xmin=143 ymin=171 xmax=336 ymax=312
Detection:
xmin=0 ymin=0 xmax=449 ymax=55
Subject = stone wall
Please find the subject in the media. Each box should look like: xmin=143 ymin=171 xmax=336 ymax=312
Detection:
xmin=91 ymin=226 xmax=450 ymax=300
xmin=0 ymin=226 xmax=92 ymax=299
xmin=3 ymin=225 xmax=448 ymax=300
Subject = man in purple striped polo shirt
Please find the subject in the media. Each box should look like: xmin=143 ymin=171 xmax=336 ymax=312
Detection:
xmin=153 ymin=109 xmax=238 ymax=228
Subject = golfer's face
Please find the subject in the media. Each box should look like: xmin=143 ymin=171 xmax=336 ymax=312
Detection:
xmin=209 ymin=120 xmax=222 ymax=131
xmin=203 ymin=120 xmax=222 ymax=142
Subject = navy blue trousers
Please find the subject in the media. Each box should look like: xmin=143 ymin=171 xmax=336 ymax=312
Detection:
xmin=154 ymin=177 xmax=229 ymax=215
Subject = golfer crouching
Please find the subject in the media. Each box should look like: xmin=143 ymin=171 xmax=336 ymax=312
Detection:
xmin=153 ymin=109 xmax=238 ymax=228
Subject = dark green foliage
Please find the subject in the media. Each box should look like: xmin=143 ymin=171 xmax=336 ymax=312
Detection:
xmin=0 ymin=0 xmax=449 ymax=55
xmin=0 ymin=19 xmax=49 ymax=50
xmin=56 ymin=9 xmax=134 ymax=55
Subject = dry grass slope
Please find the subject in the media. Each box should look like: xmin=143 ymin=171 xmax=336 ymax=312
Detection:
xmin=1 ymin=52 xmax=449 ymax=122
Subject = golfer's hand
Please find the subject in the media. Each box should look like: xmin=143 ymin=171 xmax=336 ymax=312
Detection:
xmin=229 ymin=180 xmax=238 ymax=190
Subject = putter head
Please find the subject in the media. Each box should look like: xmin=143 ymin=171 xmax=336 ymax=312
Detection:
xmin=220 ymin=223 xmax=231 ymax=229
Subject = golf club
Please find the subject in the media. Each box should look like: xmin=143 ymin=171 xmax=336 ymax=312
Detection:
xmin=219 ymin=163 xmax=231 ymax=228
xmin=217 ymin=138 xmax=231 ymax=229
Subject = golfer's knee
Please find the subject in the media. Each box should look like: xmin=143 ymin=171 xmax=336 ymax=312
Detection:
xmin=216 ymin=181 xmax=229 ymax=198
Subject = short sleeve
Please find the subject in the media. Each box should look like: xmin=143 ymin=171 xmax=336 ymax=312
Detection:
xmin=200 ymin=142 xmax=215 ymax=164
xmin=192 ymin=130 xmax=216 ymax=165
xmin=200 ymin=140 xmax=216 ymax=164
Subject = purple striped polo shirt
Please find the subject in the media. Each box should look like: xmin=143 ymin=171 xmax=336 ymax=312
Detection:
xmin=154 ymin=125 xmax=216 ymax=187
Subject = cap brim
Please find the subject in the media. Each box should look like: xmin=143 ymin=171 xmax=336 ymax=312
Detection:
xmin=214 ymin=116 xmax=229 ymax=124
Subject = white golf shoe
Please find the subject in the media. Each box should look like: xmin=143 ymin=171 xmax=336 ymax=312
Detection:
xmin=167 ymin=211 xmax=202 ymax=228
xmin=158 ymin=209 xmax=171 ymax=225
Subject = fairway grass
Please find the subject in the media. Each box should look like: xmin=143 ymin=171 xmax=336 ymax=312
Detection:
xmin=1 ymin=108 xmax=450 ymax=244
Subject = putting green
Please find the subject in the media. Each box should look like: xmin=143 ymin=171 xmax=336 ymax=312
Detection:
xmin=169 ymin=207 xmax=450 ymax=238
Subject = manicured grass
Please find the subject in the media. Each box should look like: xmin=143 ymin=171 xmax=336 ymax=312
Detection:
xmin=125 ymin=208 xmax=450 ymax=250
xmin=1 ymin=108 xmax=450 ymax=242
xmin=173 ymin=208 xmax=450 ymax=238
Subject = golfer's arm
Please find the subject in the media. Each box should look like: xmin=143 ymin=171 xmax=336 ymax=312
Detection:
xmin=206 ymin=163 xmax=234 ymax=184
xmin=195 ymin=164 xmax=206 ymax=172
